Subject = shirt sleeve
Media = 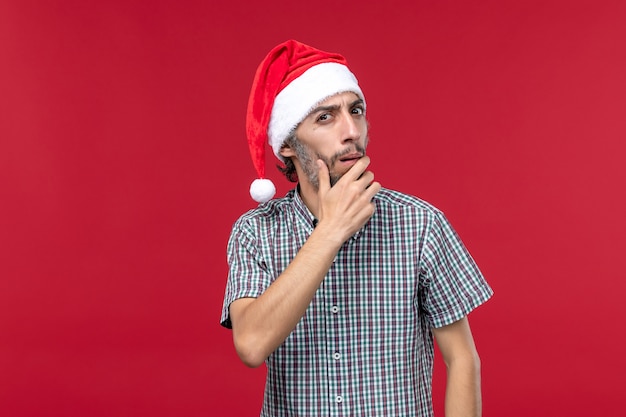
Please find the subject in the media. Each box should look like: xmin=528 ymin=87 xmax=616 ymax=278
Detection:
xmin=419 ymin=210 xmax=493 ymax=328
xmin=220 ymin=218 xmax=273 ymax=329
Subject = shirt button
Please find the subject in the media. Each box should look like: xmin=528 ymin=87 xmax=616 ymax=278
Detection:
xmin=336 ymin=395 xmax=343 ymax=404
xmin=333 ymin=352 xmax=341 ymax=360
xmin=331 ymin=306 xmax=339 ymax=314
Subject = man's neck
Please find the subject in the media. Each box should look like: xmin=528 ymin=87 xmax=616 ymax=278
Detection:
xmin=297 ymin=181 xmax=320 ymax=220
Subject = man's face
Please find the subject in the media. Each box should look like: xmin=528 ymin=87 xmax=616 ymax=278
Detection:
xmin=281 ymin=91 xmax=369 ymax=189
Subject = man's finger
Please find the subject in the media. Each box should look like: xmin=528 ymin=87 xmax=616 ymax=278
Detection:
xmin=317 ymin=159 xmax=330 ymax=193
xmin=340 ymin=155 xmax=371 ymax=183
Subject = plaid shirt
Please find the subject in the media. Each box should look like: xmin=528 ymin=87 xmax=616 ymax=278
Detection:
xmin=221 ymin=187 xmax=493 ymax=417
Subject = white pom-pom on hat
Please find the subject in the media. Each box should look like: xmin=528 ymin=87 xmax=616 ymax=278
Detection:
xmin=250 ymin=178 xmax=276 ymax=203
xmin=245 ymin=40 xmax=365 ymax=203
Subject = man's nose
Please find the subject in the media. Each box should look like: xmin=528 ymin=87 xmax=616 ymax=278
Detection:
xmin=341 ymin=112 xmax=361 ymax=143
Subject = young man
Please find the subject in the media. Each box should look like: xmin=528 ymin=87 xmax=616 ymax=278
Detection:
xmin=221 ymin=39 xmax=493 ymax=417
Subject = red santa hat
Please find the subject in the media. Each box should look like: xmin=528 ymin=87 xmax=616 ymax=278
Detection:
xmin=246 ymin=39 xmax=365 ymax=203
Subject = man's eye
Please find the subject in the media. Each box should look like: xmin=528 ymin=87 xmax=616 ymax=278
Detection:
xmin=317 ymin=113 xmax=330 ymax=121
xmin=352 ymin=107 xmax=364 ymax=115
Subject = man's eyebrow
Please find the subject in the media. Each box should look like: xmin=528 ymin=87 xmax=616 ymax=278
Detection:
xmin=309 ymin=98 xmax=365 ymax=115
xmin=351 ymin=98 xmax=364 ymax=107
xmin=310 ymin=104 xmax=340 ymax=114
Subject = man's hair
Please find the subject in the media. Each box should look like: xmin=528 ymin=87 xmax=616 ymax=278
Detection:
xmin=277 ymin=133 xmax=298 ymax=182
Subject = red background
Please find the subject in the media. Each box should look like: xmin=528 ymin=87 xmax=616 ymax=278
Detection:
xmin=1 ymin=1 xmax=625 ymax=416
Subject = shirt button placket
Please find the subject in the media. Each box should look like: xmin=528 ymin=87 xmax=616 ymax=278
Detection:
xmin=329 ymin=303 xmax=343 ymax=411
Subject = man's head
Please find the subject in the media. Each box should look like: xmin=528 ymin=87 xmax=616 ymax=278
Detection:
xmin=246 ymin=40 xmax=366 ymax=202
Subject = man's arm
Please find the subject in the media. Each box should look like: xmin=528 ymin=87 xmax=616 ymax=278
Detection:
xmin=432 ymin=316 xmax=482 ymax=417
xmin=229 ymin=157 xmax=380 ymax=368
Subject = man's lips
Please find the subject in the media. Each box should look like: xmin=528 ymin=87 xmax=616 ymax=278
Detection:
xmin=339 ymin=153 xmax=363 ymax=162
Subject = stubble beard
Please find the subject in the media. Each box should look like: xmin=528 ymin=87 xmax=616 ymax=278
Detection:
xmin=290 ymin=136 xmax=367 ymax=191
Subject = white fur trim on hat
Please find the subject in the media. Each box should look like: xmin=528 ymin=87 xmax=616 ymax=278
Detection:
xmin=267 ymin=62 xmax=365 ymax=159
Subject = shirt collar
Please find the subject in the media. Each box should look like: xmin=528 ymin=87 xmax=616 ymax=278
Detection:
xmin=292 ymin=186 xmax=317 ymax=232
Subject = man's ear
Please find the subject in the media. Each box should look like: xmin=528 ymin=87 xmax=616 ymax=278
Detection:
xmin=279 ymin=143 xmax=296 ymax=158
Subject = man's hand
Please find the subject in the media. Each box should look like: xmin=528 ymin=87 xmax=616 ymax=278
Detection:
xmin=315 ymin=156 xmax=381 ymax=245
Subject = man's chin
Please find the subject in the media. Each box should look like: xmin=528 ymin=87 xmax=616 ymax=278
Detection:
xmin=329 ymin=172 xmax=343 ymax=187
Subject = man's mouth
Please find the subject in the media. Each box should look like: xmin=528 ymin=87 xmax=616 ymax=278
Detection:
xmin=338 ymin=153 xmax=363 ymax=162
